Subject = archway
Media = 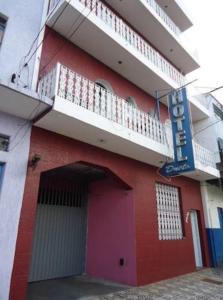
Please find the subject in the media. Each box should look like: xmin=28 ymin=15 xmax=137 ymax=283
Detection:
xmin=27 ymin=162 xmax=135 ymax=298
xmin=95 ymin=79 xmax=114 ymax=94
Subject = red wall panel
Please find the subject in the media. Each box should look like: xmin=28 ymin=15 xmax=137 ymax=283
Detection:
xmin=10 ymin=127 xmax=210 ymax=300
xmin=39 ymin=28 xmax=169 ymax=122
xmin=87 ymin=178 xmax=136 ymax=285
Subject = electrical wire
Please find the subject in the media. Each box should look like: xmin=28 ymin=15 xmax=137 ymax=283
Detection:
xmin=156 ymin=167 xmax=172 ymax=182
xmin=9 ymin=102 xmax=43 ymax=151
xmin=10 ymin=1 xmax=96 ymax=152
xmin=9 ymin=123 xmax=32 ymax=152
xmin=17 ymin=0 xmax=63 ymax=79
xmin=193 ymin=119 xmax=222 ymax=137
xmin=39 ymin=0 xmax=96 ymax=76
xmin=19 ymin=0 xmax=73 ymax=76
xmin=23 ymin=0 xmax=63 ymax=60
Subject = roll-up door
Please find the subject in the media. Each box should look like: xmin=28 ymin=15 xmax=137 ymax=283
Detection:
xmin=29 ymin=183 xmax=88 ymax=282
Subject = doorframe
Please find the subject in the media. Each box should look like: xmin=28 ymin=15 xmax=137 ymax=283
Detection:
xmin=190 ymin=209 xmax=204 ymax=268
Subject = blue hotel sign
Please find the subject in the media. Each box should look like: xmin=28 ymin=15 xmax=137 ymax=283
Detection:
xmin=160 ymin=88 xmax=195 ymax=177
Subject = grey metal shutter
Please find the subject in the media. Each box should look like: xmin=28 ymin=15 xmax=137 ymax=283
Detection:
xmin=29 ymin=184 xmax=88 ymax=282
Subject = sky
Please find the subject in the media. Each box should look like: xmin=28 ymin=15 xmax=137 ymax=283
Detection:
xmin=183 ymin=0 xmax=223 ymax=101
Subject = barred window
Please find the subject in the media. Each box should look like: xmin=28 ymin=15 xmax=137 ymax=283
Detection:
xmin=213 ymin=103 xmax=223 ymax=120
xmin=155 ymin=183 xmax=183 ymax=240
xmin=0 ymin=16 xmax=7 ymax=45
xmin=0 ymin=134 xmax=9 ymax=152
xmin=0 ymin=162 xmax=4 ymax=190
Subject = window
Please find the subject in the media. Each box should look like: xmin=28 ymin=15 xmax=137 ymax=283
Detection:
xmin=95 ymin=79 xmax=113 ymax=94
xmin=218 ymin=208 xmax=223 ymax=228
xmin=126 ymin=96 xmax=137 ymax=108
xmin=148 ymin=108 xmax=156 ymax=119
xmin=155 ymin=183 xmax=183 ymax=240
xmin=213 ymin=103 xmax=223 ymax=120
xmin=218 ymin=138 xmax=223 ymax=162
xmin=0 ymin=16 xmax=7 ymax=45
xmin=0 ymin=134 xmax=9 ymax=151
xmin=0 ymin=163 xmax=4 ymax=189
xmin=0 ymin=134 xmax=9 ymax=152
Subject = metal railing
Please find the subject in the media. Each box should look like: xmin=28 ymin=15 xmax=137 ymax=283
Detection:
xmin=144 ymin=0 xmax=181 ymax=36
xmin=38 ymin=63 xmax=168 ymax=145
xmin=38 ymin=63 xmax=217 ymax=171
xmin=193 ymin=141 xmax=216 ymax=168
xmin=48 ymin=0 xmax=185 ymax=87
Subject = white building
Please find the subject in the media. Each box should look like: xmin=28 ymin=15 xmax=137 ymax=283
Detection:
xmin=0 ymin=1 xmax=51 ymax=299
xmin=192 ymin=92 xmax=223 ymax=266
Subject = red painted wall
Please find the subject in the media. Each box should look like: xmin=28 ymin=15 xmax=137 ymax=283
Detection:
xmin=10 ymin=127 xmax=210 ymax=300
xmin=39 ymin=28 xmax=169 ymax=122
xmin=86 ymin=178 xmax=136 ymax=285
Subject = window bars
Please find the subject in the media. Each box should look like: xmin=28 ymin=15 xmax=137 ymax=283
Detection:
xmin=156 ymin=183 xmax=183 ymax=240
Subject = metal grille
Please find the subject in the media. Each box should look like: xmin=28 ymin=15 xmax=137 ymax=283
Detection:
xmin=213 ymin=103 xmax=223 ymax=120
xmin=155 ymin=183 xmax=183 ymax=240
xmin=37 ymin=184 xmax=86 ymax=208
xmin=29 ymin=183 xmax=88 ymax=282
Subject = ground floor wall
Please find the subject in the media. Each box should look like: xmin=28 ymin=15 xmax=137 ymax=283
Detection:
xmin=0 ymin=112 xmax=31 ymax=300
xmin=87 ymin=178 xmax=136 ymax=285
xmin=10 ymin=127 xmax=210 ymax=300
xmin=201 ymin=183 xmax=223 ymax=267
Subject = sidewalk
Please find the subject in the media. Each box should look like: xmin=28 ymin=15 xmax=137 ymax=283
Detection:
xmin=27 ymin=268 xmax=223 ymax=300
xmin=99 ymin=268 xmax=223 ymax=300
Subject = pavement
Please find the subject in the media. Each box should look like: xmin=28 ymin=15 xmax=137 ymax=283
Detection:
xmin=27 ymin=268 xmax=223 ymax=300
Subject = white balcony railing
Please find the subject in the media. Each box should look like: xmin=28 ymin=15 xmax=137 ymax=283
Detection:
xmin=196 ymin=97 xmax=210 ymax=110
xmin=144 ymin=0 xmax=181 ymax=37
xmin=38 ymin=63 xmax=167 ymax=145
xmin=38 ymin=63 xmax=217 ymax=172
xmin=48 ymin=0 xmax=185 ymax=87
xmin=193 ymin=142 xmax=216 ymax=169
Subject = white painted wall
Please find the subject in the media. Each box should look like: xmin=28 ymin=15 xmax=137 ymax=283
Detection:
xmin=193 ymin=94 xmax=222 ymax=163
xmin=197 ymin=95 xmax=223 ymax=230
xmin=201 ymin=182 xmax=223 ymax=229
xmin=0 ymin=0 xmax=45 ymax=88
xmin=0 ymin=112 xmax=31 ymax=300
xmin=0 ymin=2 xmax=47 ymax=299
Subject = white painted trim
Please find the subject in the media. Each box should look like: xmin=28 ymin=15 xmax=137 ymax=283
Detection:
xmin=190 ymin=210 xmax=203 ymax=268
xmin=200 ymin=182 xmax=211 ymax=228
xmin=31 ymin=0 xmax=51 ymax=91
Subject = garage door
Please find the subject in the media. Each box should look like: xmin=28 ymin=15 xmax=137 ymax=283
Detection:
xmin=29 ymin=183 xmax=88 ymax=282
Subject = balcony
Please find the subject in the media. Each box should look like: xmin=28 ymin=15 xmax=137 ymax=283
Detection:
xmin=104 ymin=0 xmax=199 ymax=74
xmin=46 ymin=0 xmax=185 ymax=97
xmin=0 ymin=79 xmax=52 ymax=121
xmin=187 ymin=87 xmax=210 ymax=122
xmin=191 ymin=142 xmax=220 ymax=180
xmin=156 ymin=0 xmax=193 ymax=32
xmin=35 ymin=63 xmax=219 ymax=181
xmin=36 ymin=63 xmax=173 ymax=167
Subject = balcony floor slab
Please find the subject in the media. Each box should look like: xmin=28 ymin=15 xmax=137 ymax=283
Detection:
xmin=35 ymin=96 xmax=172 ymax=169
xmin=47 ymin=0 xmax=181 ymax=97
xmin=0 ymin=80 xmax=53 ymax=120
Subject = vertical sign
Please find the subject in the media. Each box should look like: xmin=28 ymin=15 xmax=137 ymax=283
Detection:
xmin=160 ymin=88 xmax=195 ymax=177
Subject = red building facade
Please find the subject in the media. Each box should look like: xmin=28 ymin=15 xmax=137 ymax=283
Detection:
xmin=10 ymin=126 xmax=210 ymax=300
xmin=10 ymin=25 xmax=210 ymax=300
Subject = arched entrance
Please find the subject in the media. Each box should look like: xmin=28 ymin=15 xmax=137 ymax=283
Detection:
xmin=27 ymin=161 xmax=135 ymax=297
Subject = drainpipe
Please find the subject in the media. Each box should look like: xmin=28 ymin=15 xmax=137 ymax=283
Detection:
xmin=155 ymin=90 xmax=160 ymax=120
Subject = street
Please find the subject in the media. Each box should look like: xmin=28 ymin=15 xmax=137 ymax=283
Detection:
xmin=28 ymin=268 xmax=223 ymax=300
